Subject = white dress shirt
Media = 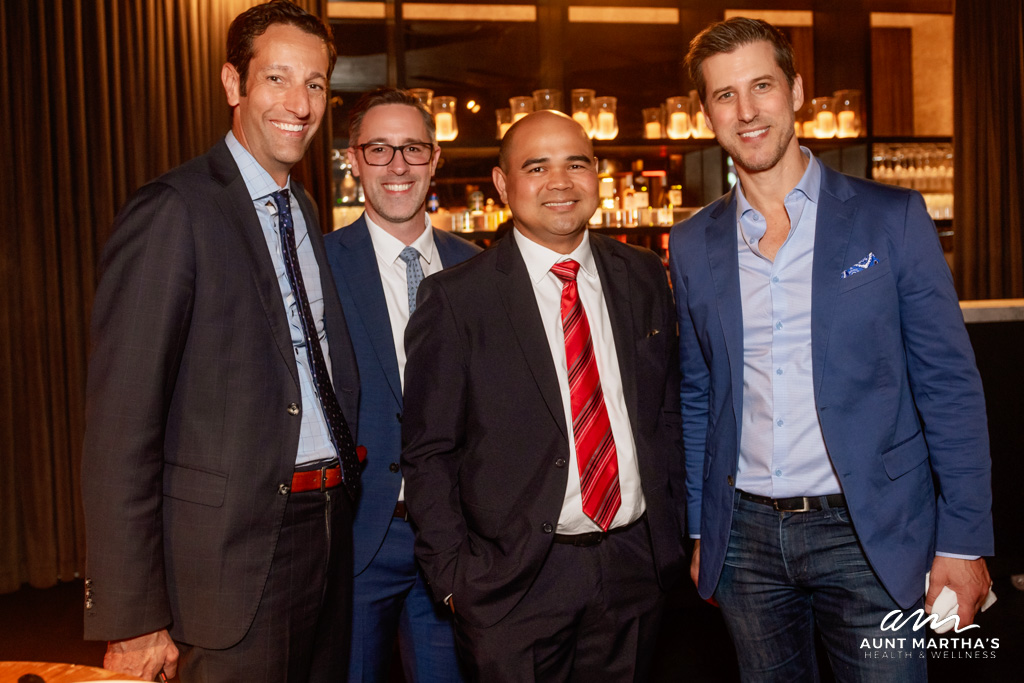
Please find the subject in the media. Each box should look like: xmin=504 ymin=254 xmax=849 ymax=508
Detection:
xmin=513 ymin=229 xmax=645 ymax=534
xmin=365 ymin=212 xmax=440 ymax=502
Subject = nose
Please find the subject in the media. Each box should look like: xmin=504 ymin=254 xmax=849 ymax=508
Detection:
xmin=284 ymin=84 xmax=312 ymax=119
xmin=736 ymin=92 xmax=757 ymax=123
xmin=387 ymin=148 xmax=411 ymax=174
xmin=546 ymin=167 xmax=572 ymax=190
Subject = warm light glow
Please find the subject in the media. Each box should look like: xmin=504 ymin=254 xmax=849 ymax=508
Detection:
xmin=568 ymin=6 xmax=679 ymax=24
xmin=667 ymin=112 xmax=690 ymax=139
xmin=435 ymin=112 xmax=457 ymax=141
xmin=837 ymin=110 xmax=859 ymax=137
xmin=403 ymin=4 xmax=536 ymax=22
xmin=471 ymin=104 xmax=481 ymax=114
xmin=327 ymin=2 xmax=386 ymax=19
xmin=572 ymin=110 xmax=593 ymax=135
xmin=465 ymin=100 xmax=476 ymax=109
xmin=814 ymin=111 xmax=836 ymax=138
xmin=723 ymin=10 xmax=812 ymax=26
xmin=594 ymin=111 xmax=617 ymax=139
xmin=499 ymin=122 xmax=512 ymax=138
xmin=645 ymin=121 xmax=662 ymax=139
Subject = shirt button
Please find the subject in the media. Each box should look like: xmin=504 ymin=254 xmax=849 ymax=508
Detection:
xmin=776 ymin=368 xmax=783 ymax=375
xmin=542 ymin=523 xmax=553 ymax=534
xmin=287 ymin=403 xmax=300 ymax=416
xmin=555 ymin=458 xmax=567 ymax=468
xmin=775 ymin=321 xmax=783 ymax=330
xmin=775 ymin=469 xmax=783 ymax=477
xmin=389 ymin=462 xmax=400 ymax=473
xmin=772 ymin=276 xmax=780 ymax=284
xmin=278 ymin=484 xmax=290 ymax=496
xmin=776 ymin=419 xmax=784 ymax=427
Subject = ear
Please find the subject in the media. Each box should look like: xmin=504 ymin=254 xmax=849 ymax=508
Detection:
xmin=429 ymin=144 xmax=442 ymax=177
xmin=346 ymin=146 xmax=361 ymax=177
xmin=222 ymin=62 xmax=241 ymax=107
xmin=492 ymin=166 xmax=508 ymax=204
xmin=701 ymin=100 xmax=715 ymax=135
xmin=791 ymin=73 xmax=805 ymax=113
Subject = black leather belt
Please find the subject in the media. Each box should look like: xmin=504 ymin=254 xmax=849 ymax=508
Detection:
xmin=739 ymin=490 xmax=846 ymax=512
xmin=553 ymin=514 xmax=645 ymax=547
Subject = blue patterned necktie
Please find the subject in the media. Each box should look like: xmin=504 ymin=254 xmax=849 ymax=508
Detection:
xmin=271 ymin=189 xmax=360 ymax=499
xmin=399 ymin=246 xmax=424 ymax=314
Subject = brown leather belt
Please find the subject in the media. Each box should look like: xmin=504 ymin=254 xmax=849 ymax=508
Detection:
xmin=393 ymin=501 xmax=408 ymax=519
xmin=739 ymin=489 xmax=846 ymax=512
xmin=291 ymin=465 xmax=341 ymax=493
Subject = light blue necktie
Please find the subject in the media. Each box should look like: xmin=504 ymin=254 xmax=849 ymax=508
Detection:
xmin=399 ymin=246 xmax=424 ymax=314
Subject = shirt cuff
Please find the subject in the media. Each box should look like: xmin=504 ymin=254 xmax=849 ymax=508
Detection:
xmin=935 ymin=552 xmax=981 ymax=561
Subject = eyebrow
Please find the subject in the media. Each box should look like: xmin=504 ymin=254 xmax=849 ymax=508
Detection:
xmin=519 ymin=154 xmax=593 ymax=169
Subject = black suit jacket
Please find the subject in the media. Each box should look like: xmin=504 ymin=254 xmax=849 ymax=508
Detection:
xmin=82 ymin=139 xmax=359 ymax=648
xmin=401 ymin=232 xmax=686 ymax=629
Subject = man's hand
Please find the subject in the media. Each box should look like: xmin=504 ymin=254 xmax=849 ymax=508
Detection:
xmin=926 ymin=556 xmax=992 ymax=627
xmin=104 ymin=629 xmax=178 ymax=680
xmin=690 ymin=539 xmax=701 ymax=587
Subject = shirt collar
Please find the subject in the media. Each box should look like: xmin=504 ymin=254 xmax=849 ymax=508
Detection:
xmin=736 ymin=146 xmax=821 ymax=218
xmin=364 ymin=211 xmax=436 ymax=266
xmin=225 ymin=131 xmax=289 ymax=201
xmin=513 ymin=228 xmax=597 ymax=285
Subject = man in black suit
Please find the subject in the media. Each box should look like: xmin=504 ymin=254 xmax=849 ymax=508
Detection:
xmin=81 ymin=2 xmax=359 ymax=680
xmin=401 ymin=111 xmax=687 ymax=681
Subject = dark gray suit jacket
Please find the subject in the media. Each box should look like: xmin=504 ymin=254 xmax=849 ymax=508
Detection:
xmin=401 ymin=232 xmax=687 ymax=629
xmin=82 ymin=139 xmax=359 ymax=648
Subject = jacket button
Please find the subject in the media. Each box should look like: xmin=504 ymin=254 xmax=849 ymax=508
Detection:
xmin=84 ymin=578 xmax=93 ymax=588
xmin=542 ymin=523 xmax=553 ymax=534
xmin=554 ymin=458 xmax=566 ymax=468
xmin=85 ymin=599 xmax=94 ymax=610
xmin=287 ymin=403 xmax=300 ymax=416
xmin=278 ymin=484 xmax=290 ymax=495
xmin=389 ymin=462 xmax=400 ymax=473
xmin=727 ymin=475 xmax=734 ymax=487
xmin=395 ymin=413 xmax=403 ymax=423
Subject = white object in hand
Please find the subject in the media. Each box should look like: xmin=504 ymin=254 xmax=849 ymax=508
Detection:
xmin=924 ymin=571 xmax=997 ymax=634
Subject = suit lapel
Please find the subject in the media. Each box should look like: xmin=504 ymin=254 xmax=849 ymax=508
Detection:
xmin=496 ymin=234 xmax=569 ymax=442
xmin=811 ymin=167 xmax=858 ymax=397
xmin=590 ymin=236 xmax=639 ymax=433
xmin=705 ymin=192 xmax=745 ymax=434
xmin=335 ymin=217 xmax=403 ymax=406
xmin=208 ymin=141 xmax=299 ymax=385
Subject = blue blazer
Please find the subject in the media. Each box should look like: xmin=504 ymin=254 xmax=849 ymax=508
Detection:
xmin=668 ymin=163 xmax=993 ymax=608
xmin=325 ymin=214 xmax=481 ymax=574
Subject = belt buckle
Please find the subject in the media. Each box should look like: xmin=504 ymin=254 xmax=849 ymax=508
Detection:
xmin=319 ymin=464 xmax=330 ymax=494
xmin=775 ymin=497 xmax=812 ymax=513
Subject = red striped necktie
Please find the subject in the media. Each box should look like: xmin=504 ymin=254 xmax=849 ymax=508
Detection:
xmin=550 ymin=259 xmax=621 ymax=531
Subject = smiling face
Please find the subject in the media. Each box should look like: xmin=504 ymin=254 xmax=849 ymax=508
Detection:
xmin=222 ymin=22 xmax=329 ymax=187
xmin=492 ymin=111 xmax=599 ymax=254
xmin=701 ymin=40 xmax=804 ymax=180
xmin=348 ymin=103 xmax=440 ymax=238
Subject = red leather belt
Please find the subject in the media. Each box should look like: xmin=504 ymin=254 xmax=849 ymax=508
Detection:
xmin=291 ymin=465 xmax=341 ymax=493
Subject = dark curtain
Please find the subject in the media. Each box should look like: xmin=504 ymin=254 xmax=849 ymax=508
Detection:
xmin=953 ymin=0 xmax=1024 ymax=298
xmin=0 ymin=0 xmax=330 ymax=594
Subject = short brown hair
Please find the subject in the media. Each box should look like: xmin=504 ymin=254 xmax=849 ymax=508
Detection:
xmin=685 ymin=17 xmax=797 ymax=107
xmin=227 ymin=0 xmax=336 ymax=96
xmin=347 ymin=88 xmax=436 ymax=145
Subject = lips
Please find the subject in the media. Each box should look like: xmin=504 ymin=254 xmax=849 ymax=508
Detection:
xmin=543 ymin=200 xmax=577 ymax=208
xmin=739 ymin=127 xmax=769 ymax=139
xmin=272 ymin=121 xmax=304 ymax=132
xmin=382 ymin=182 xmax=414 ymax=192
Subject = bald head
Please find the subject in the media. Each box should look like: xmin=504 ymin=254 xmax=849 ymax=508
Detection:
xmin=491 ymin=110 xmax=599 ymax=253
xmin=498 ymin=110 xmax=594 ymax=173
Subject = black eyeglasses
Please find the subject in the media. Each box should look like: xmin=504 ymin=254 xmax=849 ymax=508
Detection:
xmin=353 ymin=142 xmax=435 ymax=166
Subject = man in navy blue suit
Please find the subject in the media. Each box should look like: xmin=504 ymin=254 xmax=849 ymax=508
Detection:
xmin=670 ymin=17 xmax=993 ymax=681
xmin=325 ymin=88 xmax=479 ymax=683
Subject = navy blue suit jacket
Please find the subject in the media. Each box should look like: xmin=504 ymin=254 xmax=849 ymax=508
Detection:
xmin=669 ymin=163 xmax=993 ymax=608
xmin=325 ymin=214 xmax=481 ymax=574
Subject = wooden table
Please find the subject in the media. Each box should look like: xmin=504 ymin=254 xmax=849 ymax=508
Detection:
xmin=0 ymin=661 xmax=146 ymax=682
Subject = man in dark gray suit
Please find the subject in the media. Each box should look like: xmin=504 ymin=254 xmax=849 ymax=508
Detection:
xmin=81 ymin=2 xmax=360 ymax=680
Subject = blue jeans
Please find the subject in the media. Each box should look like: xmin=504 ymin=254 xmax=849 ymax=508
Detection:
xmin=714 ymin=491 xmax=926 ymax=683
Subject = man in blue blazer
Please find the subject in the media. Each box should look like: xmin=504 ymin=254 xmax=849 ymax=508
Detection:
xmin=669 ymin=18 xmax=993 ymax=681
xmin=325 ymin=88 xmax=480 ymax=682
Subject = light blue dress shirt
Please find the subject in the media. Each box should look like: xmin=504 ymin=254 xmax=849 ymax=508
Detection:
xmin=225 ymin=131 xmax=336 ymax=467
xmin=734 ymin=149 xmax=843 ymax=498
